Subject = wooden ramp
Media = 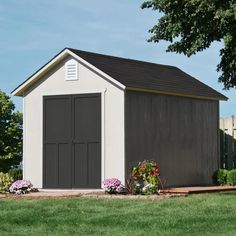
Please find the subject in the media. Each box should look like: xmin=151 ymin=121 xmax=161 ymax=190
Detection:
xmin=160 ymin=186 xmax=236 ymax=195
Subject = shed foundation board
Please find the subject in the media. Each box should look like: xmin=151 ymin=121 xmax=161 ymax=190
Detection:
xmin=160 ymin=186 xmax=236 ymax=194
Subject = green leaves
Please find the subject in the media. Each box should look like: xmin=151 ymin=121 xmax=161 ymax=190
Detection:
xmin=0 ymin=172 xmax=13 ymax=193
xmin=0 ymin=90 xmax=22 ymax=172
xmin=142 ymin=0 xmax=236 ymax=89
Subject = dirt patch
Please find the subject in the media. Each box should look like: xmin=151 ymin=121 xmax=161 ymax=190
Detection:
xmin=0 ymin=194 xmax=7 ymax=199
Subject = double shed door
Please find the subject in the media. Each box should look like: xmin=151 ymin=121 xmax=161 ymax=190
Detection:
xmin=43 ymin=93 xmax=101 ymax=189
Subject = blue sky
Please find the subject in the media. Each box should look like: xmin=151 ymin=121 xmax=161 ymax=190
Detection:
xmin=0 ymin=0 xmax=235 ymax=117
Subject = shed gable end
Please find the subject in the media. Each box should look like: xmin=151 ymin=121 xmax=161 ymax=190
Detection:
xmin=12 ymin=49 xmax=125 ymax=96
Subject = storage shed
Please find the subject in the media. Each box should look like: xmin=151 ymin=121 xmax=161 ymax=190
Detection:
xmin=12 ymin=48 xmax=227 ymax=188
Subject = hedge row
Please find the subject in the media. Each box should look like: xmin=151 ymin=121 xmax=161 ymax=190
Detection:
xmin=213 ymin=169 xmax=236 ymax=186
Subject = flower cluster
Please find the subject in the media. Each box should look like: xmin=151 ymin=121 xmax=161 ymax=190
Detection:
xmin=9 ymin=180 xmax=34 ymax=194
xmin=103 ymin=178 xmax=124 ymax=194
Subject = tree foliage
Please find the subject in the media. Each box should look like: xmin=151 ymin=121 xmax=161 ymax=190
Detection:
xmin=142 ymin=0 xmax=236 ymax=89
xmin=0 ymin=90 xmax=22 ymax=172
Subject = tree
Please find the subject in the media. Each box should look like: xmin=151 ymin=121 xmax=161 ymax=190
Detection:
xmin=0 ymin=90 xmax=22 ymax=172
xmin=142 ymin=0 xmax=236 ymax=89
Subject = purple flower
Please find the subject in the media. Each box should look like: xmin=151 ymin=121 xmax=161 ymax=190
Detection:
xmin=9 ymin=180 xmax=33 ymax=194
xmin=116 ymin=185 xmax=124 ymax=193
xmin=103 ymin=178 xmax=124 ymax=194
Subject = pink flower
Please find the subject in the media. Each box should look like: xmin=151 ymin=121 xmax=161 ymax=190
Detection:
xmin=103 ymin=178 xmax=123 ymax=194
xmin=9 ymin=180 xmax=33 ymax=194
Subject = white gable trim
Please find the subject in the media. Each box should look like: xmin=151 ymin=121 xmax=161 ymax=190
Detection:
xmin=12 ymin=48 xmax=126 ymax=96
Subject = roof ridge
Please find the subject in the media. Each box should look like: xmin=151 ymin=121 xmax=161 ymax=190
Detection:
xmin=67 ymin=47 xmax=178 ymax=70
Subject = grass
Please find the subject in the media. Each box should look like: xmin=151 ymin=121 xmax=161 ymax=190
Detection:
xmin=1 ymin=192 xmax=236 ymax=236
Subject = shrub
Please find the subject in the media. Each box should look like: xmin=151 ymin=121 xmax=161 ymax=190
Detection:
xmin=132 ymin=181 xmax=142 ymax=194
xmin=131 ymin=160 xmax=160 ymax=194
xmin=0 ymin=172 xmax=13 ymax=193
xmin=103 ymin=178 xmax=125 ymax=194
xmin=213 ymin=169 xmax=228 ymax=185
xmin=227 ymin=170 xmax=236 ymax=186
xmin=9 ymin=180 xmax=37 ymax=194
xmin=8 ymin=168 xmax=23 ymax=181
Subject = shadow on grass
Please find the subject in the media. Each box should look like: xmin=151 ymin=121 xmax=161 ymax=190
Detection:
xmin=217 ymin=191 xmax=236 ymax=196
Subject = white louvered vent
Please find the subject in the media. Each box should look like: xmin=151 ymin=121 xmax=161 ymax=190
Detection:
xmin=65 ymin=59 xmax=78 ymax=81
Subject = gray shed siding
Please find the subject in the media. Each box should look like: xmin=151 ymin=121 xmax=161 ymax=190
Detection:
xmin=125 ymin=90 xmax=219 ymax=187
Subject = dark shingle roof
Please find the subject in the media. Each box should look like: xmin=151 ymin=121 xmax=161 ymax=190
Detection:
xmin=69 ymin=48 xmax=227 ymax=100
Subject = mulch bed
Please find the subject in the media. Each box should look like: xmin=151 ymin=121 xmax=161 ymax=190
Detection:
xmin=81 ymin=192 xmax=187 ymax=200
xmin=0 ymin=191 xmax=187 ymax=200
xmin=2 ymin=185 xmax=236 ymax=200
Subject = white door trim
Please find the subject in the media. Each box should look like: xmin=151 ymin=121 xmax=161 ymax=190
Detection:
xmin=41 ymin=89 xmax=106 ymax=189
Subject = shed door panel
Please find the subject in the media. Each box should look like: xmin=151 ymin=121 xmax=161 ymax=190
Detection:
xmin=44 ymin=96 xmax=72 ymax=188
xmin=44 ymin=144 xmax=58 ymax=187
xmin=44 ymin=97 xmax=71 ymax=143
xmin=43 ymin=94 xmax=101 ymax=189
xmin=58 ymin=143 xmax=72 ymax=188
xmin=73 ymin=95 xmax=101 ymax=188
xmin=87 ymin=143 xmax=101 ymax=188
xmin=74 ymin=143 xmax=87 ymax=187
xmin=74 ymin=95 xmax=101 ymax=142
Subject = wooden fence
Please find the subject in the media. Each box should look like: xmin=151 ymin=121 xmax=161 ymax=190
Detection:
xmin=220 ymin=117 xmax=236 ymax=169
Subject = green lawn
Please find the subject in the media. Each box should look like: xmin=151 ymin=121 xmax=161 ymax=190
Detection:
xmin=0 ymin=192 xmax=236 ymax=236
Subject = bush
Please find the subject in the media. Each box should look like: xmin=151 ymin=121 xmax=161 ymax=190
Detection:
xmin=0 ymin=172 xmax=13 ymax=193
xmin=227 ymin=170 xmax=236 ymax=186
xmin=9 ymin=180 xmax=38 ymax=194
xmin=8 ymin=168 xmax=23 ymax=181
xmin=213 ymin=169 xmax=228 ymax=185
xmin=103 ymin=178 xmax=125 ymax=194
xmin=131 ymin=160 xmax=160 ymax=194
